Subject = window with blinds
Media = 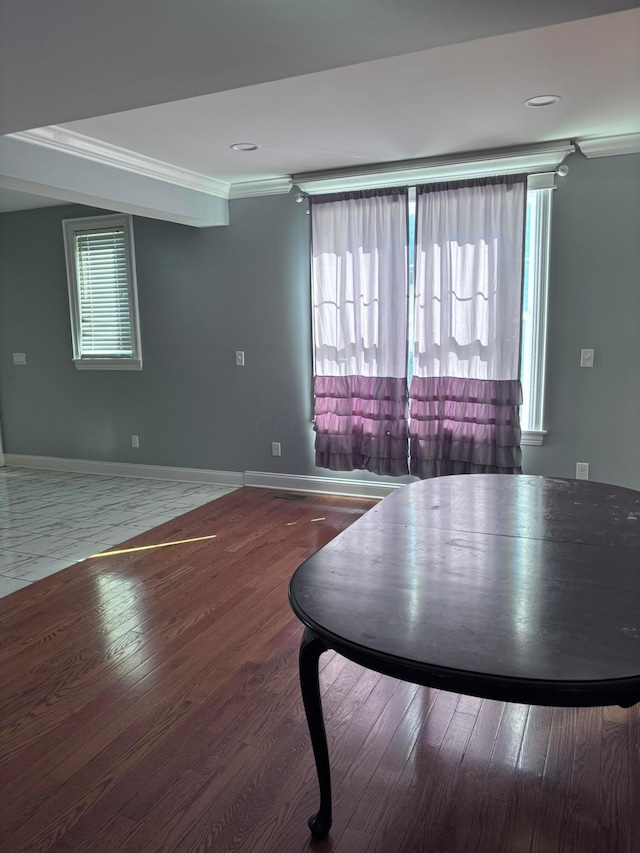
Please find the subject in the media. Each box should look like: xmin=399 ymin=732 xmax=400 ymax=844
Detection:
xmin=63 ymin=214 xmax=142 ymax=370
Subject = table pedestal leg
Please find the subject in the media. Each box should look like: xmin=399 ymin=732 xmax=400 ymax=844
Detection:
xmin=299 ymin=627 xmax=332 ymax=839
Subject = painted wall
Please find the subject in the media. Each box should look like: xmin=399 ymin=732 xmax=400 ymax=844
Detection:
xmin=0 ymin=151 xmax=638 ymax=488
xmin=522 ymin=151 xmax=640 ymax=489
xmin=0 ymin=193 xmax=324 ymax=477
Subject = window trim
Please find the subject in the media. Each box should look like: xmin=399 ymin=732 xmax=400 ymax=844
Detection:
xmin=62 ymin=213 xmax=142 ymax=371
xmin=519 ymin=187 xmax=553 ymax=443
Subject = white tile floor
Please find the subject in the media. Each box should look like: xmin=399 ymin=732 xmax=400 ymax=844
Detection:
xmin=0 ymin=467 xmax=237 ymax=599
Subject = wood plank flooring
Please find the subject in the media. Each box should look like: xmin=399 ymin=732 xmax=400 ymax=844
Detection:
xmin=0 ymin=487 xmax=637 ymax=852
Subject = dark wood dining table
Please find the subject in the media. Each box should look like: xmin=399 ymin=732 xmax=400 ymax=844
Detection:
xmin=288 ymin=474 xmax=640 ymax=839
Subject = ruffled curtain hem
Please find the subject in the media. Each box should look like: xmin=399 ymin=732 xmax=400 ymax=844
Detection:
xmin=314 ymin=375 xmax=409 ymax=476
xmin=409 ymin=376 xmax=522 ymax=479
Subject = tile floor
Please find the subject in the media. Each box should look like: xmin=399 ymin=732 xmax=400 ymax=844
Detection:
xmin=0 ymin=467 xmax=237 ymax=599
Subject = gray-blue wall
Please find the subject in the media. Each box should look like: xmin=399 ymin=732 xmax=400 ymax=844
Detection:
xmin=522 ymin=152 xmax=640 ymax=489
xmin=0 ymin=151 xmax=638 ymax=488
xmin=0 ymin=193 xmax=321 ymax=475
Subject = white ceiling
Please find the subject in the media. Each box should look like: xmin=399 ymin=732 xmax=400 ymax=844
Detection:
xmin=1 ymin=0 xmax=635 ymax=135
xmin=62 ymin=10 xmax=640 ymax=185
xmin=0 ymin=2 xmax=638 ymax=217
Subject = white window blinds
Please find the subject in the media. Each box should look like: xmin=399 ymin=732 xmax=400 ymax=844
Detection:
xmin=63 ymin=214 xmax=142 ymax=370
xmin=75 ymin=226 xmax=133 ymax=357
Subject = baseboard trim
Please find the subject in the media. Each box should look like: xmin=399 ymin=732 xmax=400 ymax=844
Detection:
xmin=4 ymin=455 xmax=404 ymax=498
xmin=4 ymin=454 xmax=244 ymax=488
xmin=243 ymin=470 xmax=401 ymax=499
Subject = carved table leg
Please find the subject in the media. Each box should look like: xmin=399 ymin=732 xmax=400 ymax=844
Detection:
xmin=299 ymin=627 xmax=332 ymax=839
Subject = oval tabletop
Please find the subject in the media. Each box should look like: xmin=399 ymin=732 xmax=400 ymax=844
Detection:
xmin=289 ymin=475 xmax=640 ymax=707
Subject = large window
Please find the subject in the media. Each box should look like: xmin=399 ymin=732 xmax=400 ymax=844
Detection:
xmin=300 ymin=142 xmax=570 ymax=451
xmin=62 ymin=214 xmax=142 ymax=370
xmin=406 ymin=186 xmax=551 ymax=443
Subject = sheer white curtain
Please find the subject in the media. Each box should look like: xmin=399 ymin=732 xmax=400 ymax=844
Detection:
xmin=311 ymin=188 xmax=409 ymax=474
xmin=410 ymin=175 xmax=527 ymax=478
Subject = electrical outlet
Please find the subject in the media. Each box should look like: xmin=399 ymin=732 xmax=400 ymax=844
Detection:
xmin=131 ymin=434 xmax=139 ymax=448
xmin=271 ymin=442 xmax=281 ymax=457
xmin=235 ymin=351 xmax=245 ymax=366
xmin=576 ymin=462 xmax=589 ymax=480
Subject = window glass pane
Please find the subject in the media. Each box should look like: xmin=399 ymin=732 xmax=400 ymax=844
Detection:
xmin=520 ymin=196 xmax=534 ymax=431
xmin=408 ymin=196 xmax=416 ymax=383
xmin=519 ymin=189 xmax=551 ymax=433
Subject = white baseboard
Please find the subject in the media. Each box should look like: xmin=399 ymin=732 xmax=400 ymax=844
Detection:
xmin=4 ymin=454 xmax=244 ymax=488
xmin=4 ymin=454 xmax=403 ymax=499
xmin=243 ymin=470 xmax=401 ymax=499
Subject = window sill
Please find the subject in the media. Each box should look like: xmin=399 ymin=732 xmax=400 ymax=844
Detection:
xmin=73 ymin=358 xmax=142 ymax=371
xmin=521 ymin=430 xmax=547 ymax=446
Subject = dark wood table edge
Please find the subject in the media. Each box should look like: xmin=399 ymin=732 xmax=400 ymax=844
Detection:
xmin=289 ymin=590 xmax=640 ymax=840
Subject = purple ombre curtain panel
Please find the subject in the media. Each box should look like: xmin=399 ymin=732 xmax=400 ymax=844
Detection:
xmin=311 ymin=188 xmax=409 ymax=475
xmin=410 ymin=175 xmax=527 ymax=478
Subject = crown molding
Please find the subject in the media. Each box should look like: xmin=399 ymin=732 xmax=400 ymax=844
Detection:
xmin=9 ymin=126 xmax=231 ymax=199
xmin=578 ymin=133 xmax=640 ymax=159
xmin=229 ymin=177 xmax=292 ymax=199
xmin=9 ymin=127 xmax=294 ymax=201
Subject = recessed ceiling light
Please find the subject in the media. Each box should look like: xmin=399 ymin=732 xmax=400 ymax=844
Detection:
xmin=230 ymin=142 xmax=259 ymax=151
xmin=524 ymin=95 xmax=561 ymax=108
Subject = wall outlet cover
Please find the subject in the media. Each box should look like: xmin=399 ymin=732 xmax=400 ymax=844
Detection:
xmin=576 ymin=462 xmax=589 ymax=480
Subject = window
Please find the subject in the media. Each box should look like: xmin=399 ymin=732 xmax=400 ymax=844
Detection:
xmin=405 ymin=185 xmax=552 ymax=444
xmin=300 ymin=143 xmax=572 ymax=451
xmin=63 ymin=214 xmax=142 ymax=370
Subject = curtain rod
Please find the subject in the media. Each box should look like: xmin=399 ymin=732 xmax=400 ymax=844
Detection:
xmin=292 ymin=139 xmax=575 ymax=184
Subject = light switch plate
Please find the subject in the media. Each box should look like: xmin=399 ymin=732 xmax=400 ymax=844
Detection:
xmin=580 ymin=348 xmax=594 ymax=368
xmin=235 ymin=351 xmax=245 ymax=366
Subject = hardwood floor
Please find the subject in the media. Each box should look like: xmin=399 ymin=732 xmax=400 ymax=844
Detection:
xmin=0 ymin=487 xmax=637 ymax=852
